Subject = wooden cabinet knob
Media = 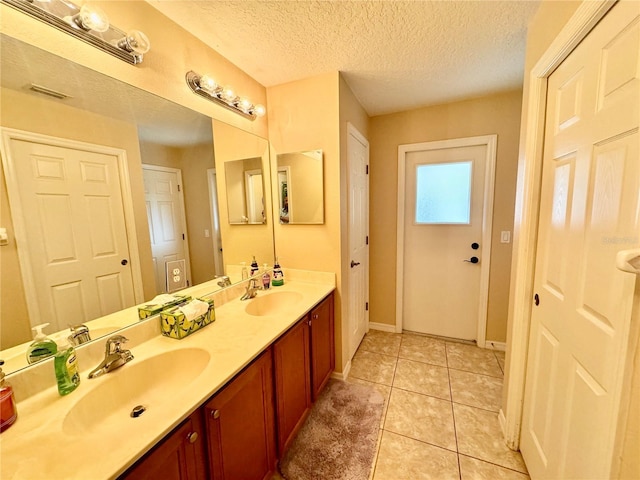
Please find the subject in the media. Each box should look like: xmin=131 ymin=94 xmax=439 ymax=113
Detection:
xmin=187 ymin=431 xmax=198 ymax=444
xmin=211 ymin=409 xmax=220 ymax=419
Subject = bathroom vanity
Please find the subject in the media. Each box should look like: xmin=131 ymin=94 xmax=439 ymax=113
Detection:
xmin=0 ymin=272 xmax=335 ymax=480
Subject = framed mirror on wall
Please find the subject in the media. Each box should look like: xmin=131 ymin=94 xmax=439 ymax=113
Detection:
xmin=0 ymin=34 xmax=275 ymax=374
xmin=276 ymin=149 xmax=324 ymax=224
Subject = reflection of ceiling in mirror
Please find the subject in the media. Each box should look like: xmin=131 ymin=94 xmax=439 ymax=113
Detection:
xmin=0 ymin=34 xmax=212 ymax=147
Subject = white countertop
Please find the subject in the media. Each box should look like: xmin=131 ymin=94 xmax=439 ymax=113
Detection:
xmin=0 ymin=274 xmax=335 ymax=480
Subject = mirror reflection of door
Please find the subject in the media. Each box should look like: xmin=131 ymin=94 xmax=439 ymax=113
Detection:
xmin=278 ymin=167 xmax=291 ymax=223
xmin=244 ymin=169 xmax=265 ymax=224
xmin=142 ymin=165 xmax=192 ymax=294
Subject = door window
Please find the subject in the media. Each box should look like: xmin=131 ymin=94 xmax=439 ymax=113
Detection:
xmin=415 ymin=160 xmax=472 ymax=224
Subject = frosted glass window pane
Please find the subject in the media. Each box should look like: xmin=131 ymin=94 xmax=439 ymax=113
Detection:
xmin=415 ymin=161 xmax=472 ymax=224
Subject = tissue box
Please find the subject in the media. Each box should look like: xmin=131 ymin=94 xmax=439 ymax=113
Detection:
xmin=160 ymin=298 xmax=215 ymax=339
xmin=137 ymin=294 xmax=191 ymax=319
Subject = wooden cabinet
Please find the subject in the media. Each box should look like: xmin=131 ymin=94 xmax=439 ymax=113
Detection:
xmin=121 ymin=411 xmax=207 ymax=480
xmin=203 ymin=349 xmax=276 ymax=480
xmin=310 ymin=293 xmax=335 ymax=400
xmin=273 ymin=317 xmax=312 ymax=455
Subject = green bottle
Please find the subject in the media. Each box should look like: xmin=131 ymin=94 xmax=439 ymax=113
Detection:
xmin=54 ymin=336 xmax=80 ymax=396
xmin=26 ymin=323 xmax=57 ymax=364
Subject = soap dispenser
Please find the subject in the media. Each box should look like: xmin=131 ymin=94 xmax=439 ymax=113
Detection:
xmin=0 ymin=360 xmax=17 ymax=433
xmin=250 ymin=256 xmax=260 ymax=277
xmin=54 ymin=335 xmax=80 ymax=396
xmin=241 ymin=262 xmax=249 ymax=280
xmin=26 ymin=323 xmax=58 ymax=364
xmin=261 ymin=263 xmax=271 ymax=290
xmin=272 ymin=258 xmax=284 ymax=287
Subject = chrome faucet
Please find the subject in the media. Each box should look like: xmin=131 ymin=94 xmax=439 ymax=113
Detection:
xmin=240 ymin=279 xmax=260 ymax=301
xmin=68 ymin=324 xmax=91 ymax=346
xmin=88 ymin=335 xmax=134 ymax=379
xmin=216 ymin=275 xmax=232 ymax=288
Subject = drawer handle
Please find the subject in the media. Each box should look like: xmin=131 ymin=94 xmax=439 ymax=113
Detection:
xmin=211 ymin=409 xmax=220 ymax=419
xmin=187 ymin=431 xmax=198 ymax=444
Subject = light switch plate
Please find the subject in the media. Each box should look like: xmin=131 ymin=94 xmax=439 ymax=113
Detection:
xmin=501 ymin=231 xmax=511 ymax=244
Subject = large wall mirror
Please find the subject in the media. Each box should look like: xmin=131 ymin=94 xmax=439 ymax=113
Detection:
xmin=276 ymin=149 xmax=324 ymax=224
xmin=0 ymin=34 xmax=275 ymax=374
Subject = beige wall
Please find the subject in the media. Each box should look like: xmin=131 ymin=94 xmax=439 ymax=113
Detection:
xmin=368 ymin=90 xmax=523 ymax=342
xmin=0 ymin=1 xmax=267 ymax=139
xmin=267 ymin=72 xmax=346 ymax=369
xmin=0 ymin=87 xmax=155 ymax=348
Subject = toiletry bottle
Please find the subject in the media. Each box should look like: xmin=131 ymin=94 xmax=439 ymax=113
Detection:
xmin=54 ymin=336 xmax=80 ymax=396
xmin=250 ymin=256 xmax=259 ymax=277
xmin=0 ymin=361 xmax=17 ymax=433
xmin=241 ymin=262 xmax=249 ymax=280
xmin=262 ymin=263 xmax=271 ymax=290
xmin=272 ymin=258 xmax=284 ymax=287
xmin=26 ymin=323 xmax=58 ymax=364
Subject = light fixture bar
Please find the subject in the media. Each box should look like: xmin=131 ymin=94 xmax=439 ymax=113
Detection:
xmin=185 ymin=70 xmax=265 ymax=121
xmin=1 ymin=0 xmax=148 ymax=65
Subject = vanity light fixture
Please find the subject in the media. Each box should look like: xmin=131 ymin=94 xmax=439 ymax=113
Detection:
xmin=1 ymin=0 xmax=150 ymax=65
xmin=185 ymin=70 xmax=266 ymax=121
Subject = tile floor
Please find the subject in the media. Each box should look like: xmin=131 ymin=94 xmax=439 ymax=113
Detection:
xmin=347 ymin=329 xmax=529 ymax=480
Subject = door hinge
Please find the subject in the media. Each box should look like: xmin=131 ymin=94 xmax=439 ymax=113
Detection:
xmin=366 ymin=165 xmax=369 ymax=174
xmin=366 ymin=235 xmax=369 ymax=245
xmin=178 ymin=184 xmax=181 ymax=191
xmin=182 ymin=233 xmax=185 ymax=240
xmin=365 ymin=302 xmax=369 ymax=311
xmin=187 ymin=280 xmax=190 ymax=286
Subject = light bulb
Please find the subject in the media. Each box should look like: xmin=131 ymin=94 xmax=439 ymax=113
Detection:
xmin=77 ymin=4 xmax=109 ymax=32
xmin=238 ymin=98 xmax=252 ymax=112
xmin=119 ymin=30 xmax=150 ymax=55
xmin=222 ymin=86 xmax=236 ymax=102
xmin=199 ymin=75 xmax=219 ymax=94
xmin=253 ymin=104 xmax=266 ymax=117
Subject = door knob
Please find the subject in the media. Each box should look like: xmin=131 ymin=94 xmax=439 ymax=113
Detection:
xmin=463 ymin=257 xmax=479 ymax=264
xmin=471 ymin=243 xmax=480 ymax=250
xmin=350 ymin=260 xmax=360 ymax=268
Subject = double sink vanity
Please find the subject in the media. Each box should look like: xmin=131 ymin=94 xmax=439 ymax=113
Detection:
xmin=0 ymin=270 xmax=336 ymax=480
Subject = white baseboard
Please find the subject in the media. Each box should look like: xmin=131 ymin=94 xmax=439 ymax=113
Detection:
xmin=486 ymin=340 xmax=507 ymax=352
xmin=331 ymin=360 xmax=351 ymax=381
xmin=368 ymin=322 xmax=397 ymax=333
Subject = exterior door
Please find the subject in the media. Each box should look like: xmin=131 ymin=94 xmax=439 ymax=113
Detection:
xmin=143 ymin=165 xmax=191 ymax=294
xmin=520 ymin=2 xmax=640 ymax=478
xmin=347 ymin=124 xmax=369 ymax=358
xmin=3 ymin=135 xmax=136 ymax=332
xmin=400 ymin=136 xmax=496 ymax=341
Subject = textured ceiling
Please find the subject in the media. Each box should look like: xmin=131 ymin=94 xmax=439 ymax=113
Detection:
xmin=147 ymin=0 xmax=540 ymax=116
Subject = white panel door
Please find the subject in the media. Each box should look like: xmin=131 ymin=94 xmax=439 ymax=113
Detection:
xmin=347 ymin=124 xmax=369 ymax=358
xmin=521 ymin=2 xmax=640 ymax=478
xmin=7 ymin=139 xmax=135 ymax=332
xmin=143 ymin=165 xmax=191 ymax=294
xmin=402 ymin=142 xmax=488 ymax=340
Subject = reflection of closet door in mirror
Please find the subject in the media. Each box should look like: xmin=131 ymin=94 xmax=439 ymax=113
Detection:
xmin=142 ymin=165 xmax=192 ymax=294
xmin=2 ymin=131 xmax=140 ymax=332
xmin=244 ymin=169 xmax=265 ymax=224
xmin=275 ymin=150 xmax=323 ymax=224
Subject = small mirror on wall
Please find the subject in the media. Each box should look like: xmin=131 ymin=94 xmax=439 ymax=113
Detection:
xmin=224 ymin=157 xmax=266 ymax=224
xmin=276 ymin=149 xmax=324 ymax=224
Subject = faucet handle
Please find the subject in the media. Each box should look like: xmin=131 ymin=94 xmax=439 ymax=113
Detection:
xmin=106 ymin=335 xmax=129 ymax=353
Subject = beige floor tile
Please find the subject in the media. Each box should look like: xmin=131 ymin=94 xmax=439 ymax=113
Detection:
xmin=373 ymin=431 xmax=459 ymax=480
xmin=359 ymin=330 xmax=402 ymax=356
xmin=399 ymin=335 xmax=447 ymax=366
xmin=350 ymin=350 xmax=397 ymax=385
xmin=449 ymin=369 xmax=503 ymax=412
xmin=348 ymin=376 xmax=392 ymax=428
xmin=454 ymin=404 xmax=528 ymax=473
xmin=393 ymin=358 xmax=451 ymax=400
xmin=384 ymin=388 xmax=456 ymax=450
xmin=459 ymin=455 xmax=530 ymax=479
xmin=446 ymin=343 xmax=503 ymax=377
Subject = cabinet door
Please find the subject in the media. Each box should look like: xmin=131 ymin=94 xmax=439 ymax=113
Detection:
xmin=310 ymin=293 xmax=335 ymax=400
xmin=121 ymin=411 xmax=206 ymax=480
xmin=204 ymin=349 xmax=276 ymax=480
xmin=273 ymin=318 xmax=311 ymax=455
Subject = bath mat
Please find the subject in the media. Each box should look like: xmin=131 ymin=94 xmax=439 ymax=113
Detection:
xmin=279 ymin=379 xmax=384 ymax=480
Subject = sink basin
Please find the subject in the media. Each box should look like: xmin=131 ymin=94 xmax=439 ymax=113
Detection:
xmin=63 ymin=348 xmax=210 ymax=436
xmin=244 ymin=291 xmax=303 ymax=317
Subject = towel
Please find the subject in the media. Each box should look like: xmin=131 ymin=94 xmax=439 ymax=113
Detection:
xmin=147 ymin=294 xmax=180 ymax=306
xmin=178 ymin=299 xmax=210 ymax=321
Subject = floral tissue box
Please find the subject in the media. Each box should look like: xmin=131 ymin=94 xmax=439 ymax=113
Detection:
xmin=137 ymin=294 xmax=191 ymax=320
xmin=160 ymin=298 xmax=215 ymax=339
